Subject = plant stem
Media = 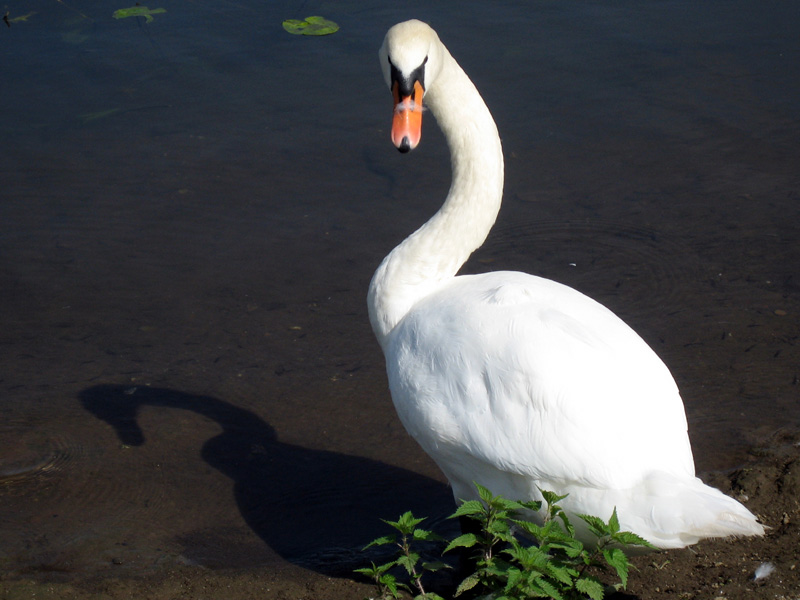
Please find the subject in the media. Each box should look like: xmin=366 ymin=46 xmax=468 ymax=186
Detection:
xmin=400 ymin=534 xmax=427 ymax=596
xmin=573 ymin=540 xmax=604 ymax=590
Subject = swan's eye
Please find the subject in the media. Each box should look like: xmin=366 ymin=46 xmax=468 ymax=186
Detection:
xmin=389 ymin=57 xmax=426 ymax=98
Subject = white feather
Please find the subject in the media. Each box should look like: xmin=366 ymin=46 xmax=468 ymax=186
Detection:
xmin=753 ymin=562 xmax=776 ymax=580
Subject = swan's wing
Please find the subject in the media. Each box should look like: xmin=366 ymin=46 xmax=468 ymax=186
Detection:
xmin=386 ymin=271 xmax=695 ymax=492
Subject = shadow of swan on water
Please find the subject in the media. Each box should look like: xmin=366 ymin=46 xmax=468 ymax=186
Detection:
xmin=80 ymin=384 xmax=455 ymax=576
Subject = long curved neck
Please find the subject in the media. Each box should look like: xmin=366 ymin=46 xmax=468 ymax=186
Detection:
xmin=368 ymin=46 xmax=504 ymax=347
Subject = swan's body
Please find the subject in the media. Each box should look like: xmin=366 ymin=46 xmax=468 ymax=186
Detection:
xmin=368 ymin=19 xmax=763 ymax=549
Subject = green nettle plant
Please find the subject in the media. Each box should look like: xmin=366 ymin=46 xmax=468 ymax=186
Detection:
xmin=354 ymin=511 xmax=449 ymax=600
xmin=356 ymin=483 xmax=655 ymax=600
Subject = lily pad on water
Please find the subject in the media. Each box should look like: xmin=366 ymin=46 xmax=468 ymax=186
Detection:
xmin=112 ymin=6 xmax=166 ymax=24
xmin=282 ymin=16 xmax=338 ymax=36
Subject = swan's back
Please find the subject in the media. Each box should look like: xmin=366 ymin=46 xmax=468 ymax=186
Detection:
xmin=386 ymin=271 xmax=693 ymax=489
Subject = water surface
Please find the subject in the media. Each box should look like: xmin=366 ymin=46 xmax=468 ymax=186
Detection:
xmin=1 ymin=0 xmax=798 ymax=580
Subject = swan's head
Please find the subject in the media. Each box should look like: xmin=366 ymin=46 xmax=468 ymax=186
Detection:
xmin=379 ymin=20 xmax=444 ymax=153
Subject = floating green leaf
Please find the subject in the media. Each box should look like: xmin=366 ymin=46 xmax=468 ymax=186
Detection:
xmin=282 ymin=15 xmax=338 ymax=36
xmin=7 ymin=11 xmax=37 ymax=24
xmin=113 ymin=6 xmax=166 ymax=24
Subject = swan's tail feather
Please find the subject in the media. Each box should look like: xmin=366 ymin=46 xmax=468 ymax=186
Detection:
xmin=639 ymin=474 xmax=765 ymax=548
xmin=710 ymin=502 xmax=766 ymax=535
xmin=678 ymin=506 xmax=765 ymax=540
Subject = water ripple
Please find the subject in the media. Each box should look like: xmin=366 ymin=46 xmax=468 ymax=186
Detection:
xmin=481 ymin=219 xmax=703 ymax=320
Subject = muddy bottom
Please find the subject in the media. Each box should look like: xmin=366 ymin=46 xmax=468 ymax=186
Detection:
xmin=2 ymin=429 xmax=799 ymax=600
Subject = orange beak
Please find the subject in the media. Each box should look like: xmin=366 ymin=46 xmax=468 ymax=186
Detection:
xmin=391 ymin=79 xmax=424 ymax=153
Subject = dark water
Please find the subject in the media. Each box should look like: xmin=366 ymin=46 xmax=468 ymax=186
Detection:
xmin=1 ymin=0 xmax=798 ymax=581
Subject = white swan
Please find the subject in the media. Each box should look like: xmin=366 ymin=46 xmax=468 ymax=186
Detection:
xmin=368 ymin=19 xmax=764 ymax=549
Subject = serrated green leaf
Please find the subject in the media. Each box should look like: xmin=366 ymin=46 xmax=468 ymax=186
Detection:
xmin=380 ymin=573 xmax=403 ymax=598
xmin=612 ymin=530 xmax=656 ymax=548
xmin=390 ymin=510 xmax=426 ymax=533
xmin=444 ymin=532 xmax=478 ymax=553
xmin=511 ymin=518 xmax=545 ymax=539
xmin=396 ymin=552 xmax=420 ymax=574
xmin=412 ymin=528 xmax=443 ymax=542
xmin=454 ymin=572 xmax=481 ymax=597
xmin=540 ymin=488 xmax=569 ymax=506
xmin=450 ymin=500 xmax=484 ymax=518
xmin=490 ymin=509 xmax=511 ymax=524
xmin=486 ymin=518 xmax=511 ymax=537
xmin=545 ymin=562 xmax=576 ymax=586
xmin=517 ymin=499 xmax=543 ymax=512
xmin=504 ymin=566 xmax=524 ymax=591
xmin=484 ymin=559 xmax=512 ymax=577
xmin=492 ymin=495 xmax=527 ymax=512
xmin=602 ymin=547 xmax=629 ymax=587
xmin=353 ymin=565 xmax=382 ymax=579
xmin=578 ymin=513 xmax=609 ymax=538
xmin=475 ymin=482 xmax=494 ymax=503
xmin=401 ymin=511 xmax=427 ymax=527
xmin=502 ymin=542 xmax=527 ymax=563
xmin=530 ymin=577 xmax=565 ymax=600
xmin=421 ymin=560 xmax=451 ymax=572
xmin=548 ymin=539 xmax=585 ymax=559
xmin=375 ymin=560 xmax=398 ymax=573
xmin=539 ymin=519 xmax=571 ymax=542
xmin=363 ymin=534 xmax=396 ymax=549
xmin=382 ymin=517 xmax=401 ymax=530
xmin=608 ymin=507 xmax=620 ymax=533
xmin=576 ymin=576 xmax=605 ymax=600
